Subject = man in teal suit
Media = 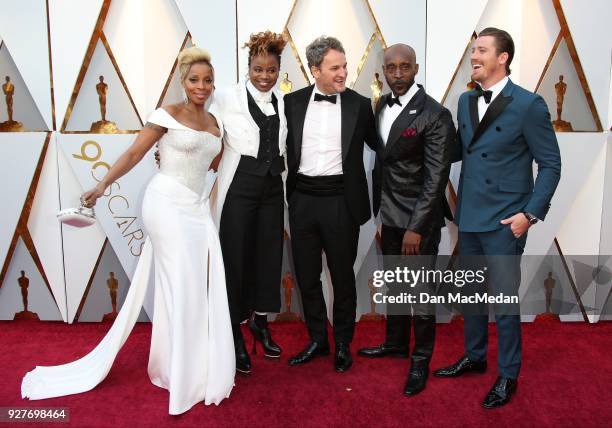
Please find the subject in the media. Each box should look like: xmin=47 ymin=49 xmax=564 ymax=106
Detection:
xmin=434 ymin=28 xmax=561 ymax=409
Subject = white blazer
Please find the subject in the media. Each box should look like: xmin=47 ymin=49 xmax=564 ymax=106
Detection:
xmin=210 ymin=82 xmax=288 ymax=228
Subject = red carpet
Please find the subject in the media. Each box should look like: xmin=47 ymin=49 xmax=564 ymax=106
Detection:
xmin=1 ymin=319 xmax=611 ymax=427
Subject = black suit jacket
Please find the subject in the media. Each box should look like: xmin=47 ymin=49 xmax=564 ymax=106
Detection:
xmin=373 ymin=85 xmax=455 ymax=234
xmin=284 ymin=85 xmax=377 ymax=225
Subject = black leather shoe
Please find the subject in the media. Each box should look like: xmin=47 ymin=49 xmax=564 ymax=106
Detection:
xmin=248 ymin=316 xmax=282 ymax=358
xmin=334 ymin=343 xmax=353 ymax=373
xmin=433 ymin=355 xmax=487 ymax=377
xmin=403 ymin=366 xmax=429 ymax=396
xmin=482 ymin=376 xmax=517 ymax=409
xmin=288 ymin=341 xmax=330 ymax=366
xmin=234 ymin=337 xmax=252 ymax=375
xmin=357 ymin=343 xmax=409 ymax=358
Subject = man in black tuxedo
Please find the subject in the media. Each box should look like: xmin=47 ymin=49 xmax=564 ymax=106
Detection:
xmin=357 ymin=44 xmax=455 ymax=395
xmin=285 ymin=36 xmax=377 ymax=372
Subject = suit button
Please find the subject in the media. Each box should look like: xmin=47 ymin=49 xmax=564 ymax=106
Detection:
xmin=485 ymin=179 xmax=491 ymax=184
xmin=496 ymin=126 xmax=502 ymax=132
xmin=467 ymin=149 xmax=473 ymax=154
xmin=481 ymin=153 xmax=488 ymax=158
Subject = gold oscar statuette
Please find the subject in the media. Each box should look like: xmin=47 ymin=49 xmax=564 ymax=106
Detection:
xmin=0 ymin=76 xmax=25 ymax=132
xmin=279 ymin=72 xmax=293 ymax=94
xmin=552 ymin=75 xmax=573 ymax=132
xmin=359 ymin=276 xmax=384 ymax=321
xmin=91 ymin=75 xmax=119 ymax=133
xmin=370 ymin=73 xmax=383 ymax=106
xmin=14 ymin=271 xmax=39 ymax=320
xmin=275 ymin=272 xmax=301 ymax=321
xmin=536 ymin=271 xmax=560 ymax=321
xmin=102 ymin=272 xmax=119 ymax=322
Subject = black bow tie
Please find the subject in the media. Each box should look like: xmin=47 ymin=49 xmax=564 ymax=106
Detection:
xmin=474 ymin=86 xmax=493 ymax=104
xmin=386 ymin=95 xmax=402 ymax=108
xmin=314 ymin=93 xmax=337 ymax=104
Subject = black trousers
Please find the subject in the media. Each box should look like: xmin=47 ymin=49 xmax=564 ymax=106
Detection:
xmin=219 ymin=170 xmax=284 ymax=325
xmin=381 ymin=224 xmax=441 ymax=364
xmin=289 ymin=191 xmax=359 ymax=345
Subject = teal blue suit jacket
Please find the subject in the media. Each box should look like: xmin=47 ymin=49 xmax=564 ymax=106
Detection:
xmin=453 ymin=79 xmax=561 ymax=232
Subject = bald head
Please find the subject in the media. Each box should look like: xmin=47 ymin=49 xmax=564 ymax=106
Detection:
xmin=384 ymin=44 xmax=416 ymax=64
xmin=382 ymin=43 xmax=419 ymax=96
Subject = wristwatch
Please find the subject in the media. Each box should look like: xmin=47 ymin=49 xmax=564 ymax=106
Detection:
xmin=523 ymin=212 xmax=539 ymax=225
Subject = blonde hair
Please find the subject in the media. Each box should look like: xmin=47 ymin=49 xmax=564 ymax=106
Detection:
xmin=243 ymin=31 xmax=287 ymax=66
xmin=178 ymin=47 xmax=212 ymax=82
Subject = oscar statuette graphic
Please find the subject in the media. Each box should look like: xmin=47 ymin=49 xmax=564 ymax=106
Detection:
xmin=102 ymin=272 xmax=119 ymax=322
xmin=370 ymin=72 xmax=383 ymax=106
xmin=279 ymin=72 xmax=292 ymax=94
xmin=90 ymin=75 xmax=119 ymax=133
xmin=536 ymin=272 xmax=560 ymax=321
xmin=552 ymin=75 xmax=573 ymax=131
xmin=13 ymin=271 xmax=39 ymax=320
xmin=275 ymin=272 xmax=301 ymax=321
xmin=0 ymin=75 xmax=25 ymax=131
xmin=360 ymin=276 xmax=384 ymax=321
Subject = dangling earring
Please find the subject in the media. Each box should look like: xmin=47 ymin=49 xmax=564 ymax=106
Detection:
xmin=182 ymin=87 xmax=188 ymax=105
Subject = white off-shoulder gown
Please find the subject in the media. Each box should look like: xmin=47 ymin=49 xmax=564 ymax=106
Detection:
xmin=21 ymin=108 xmax=235 ymax=415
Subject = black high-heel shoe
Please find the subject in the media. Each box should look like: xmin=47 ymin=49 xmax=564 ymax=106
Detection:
xmin=234 ymin=336 xmax=252 ymax=375
xmin=248 ymin=315 xmax=282 ymax=358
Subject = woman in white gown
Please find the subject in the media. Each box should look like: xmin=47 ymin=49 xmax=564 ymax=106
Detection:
xmin=21 ymin=47 xmax=235 ymax=415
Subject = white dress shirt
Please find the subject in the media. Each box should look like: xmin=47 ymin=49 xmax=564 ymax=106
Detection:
xmin=246 ymin=80 xmax=275 ymax=116
xmin=378 ymin=83 xmax=420 ymax=145
xmin=298 ymin=85 xmax=343 ymax=176
xmin=477 ymin=76 xmax=508 ymax=121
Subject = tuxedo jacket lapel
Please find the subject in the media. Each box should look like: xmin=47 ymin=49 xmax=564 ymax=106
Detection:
xmin=470 ymin=81 xmax=514 ymax=146
xmin=385 ymin=87 xmax=425 ymax=151
xmin=468 ymin=93 xmax=479 ymax=136
xmin=374 ymin=95 xmax=387 ymax=152
xmin=291 ymin=85 xmax=314 ymax=165
xmin=238 ymin=83 xmax=260 ymax=131
xmin=340 ymin=90 xmax=359 ymax=162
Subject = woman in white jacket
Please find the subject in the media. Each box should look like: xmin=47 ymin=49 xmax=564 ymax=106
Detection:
xmin=211 ymin=32 xmax=288 ymax=375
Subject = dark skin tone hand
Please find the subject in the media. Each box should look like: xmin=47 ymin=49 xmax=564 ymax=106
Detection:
xmin=402 ymin=230 xmax=422 ymax=255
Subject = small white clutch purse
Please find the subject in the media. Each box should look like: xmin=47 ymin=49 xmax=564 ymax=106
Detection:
xmin=57 ymin=203 xmax=96 ymax=228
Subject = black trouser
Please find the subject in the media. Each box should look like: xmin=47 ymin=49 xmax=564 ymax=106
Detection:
xmin=289 ymin=191 xmax=359 ymax=345
xmin=381 ymin=224 xmax=441 ymax=365
xmin=219 ymin=170 xmax=284 ymax=326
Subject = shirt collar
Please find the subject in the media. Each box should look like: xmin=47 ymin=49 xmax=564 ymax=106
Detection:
xmin=246 ymin=80 xmax=273 ymax=103
xmin=482 ymin=76 xmax=509 ymax=102
xmin=312 ymin=84 xmax=339 ymax=101
xmin=391 ymin=83 xmax=419 ymax=107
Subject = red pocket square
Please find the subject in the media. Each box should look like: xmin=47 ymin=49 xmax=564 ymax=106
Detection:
xmin=401 ymin=128 xmax=417 ymax=137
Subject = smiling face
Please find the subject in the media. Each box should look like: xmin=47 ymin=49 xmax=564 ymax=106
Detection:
xmin=311 ymin=49 xmax=347 ymax=94
xmin=470 ymin=35 xmax=508 ymax=89
xmin=182 ymin=62 xmax=214 ymax=105
xmin=249 ymin=53 xmax=280 ymax=92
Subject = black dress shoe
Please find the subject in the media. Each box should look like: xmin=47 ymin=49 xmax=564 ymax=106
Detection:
xmin=357 ymin=343 xmax=409 ymax=358
xmin=234 ymin=337 xmax=252 ymax=375
xmin=482 ymin=376 xmax=517 ymax=409
xmin=403 ymin=363 xmax=429 ymax=396
xmin=248 ymin=316 xmax=282 ymax=358
xmin=288 ymin=341 xmax=330 ymax=366
xmin=334 ymin=343 xmax=352 ymax=373
xmin=433 ymin=355 xmax=487 ymax=377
